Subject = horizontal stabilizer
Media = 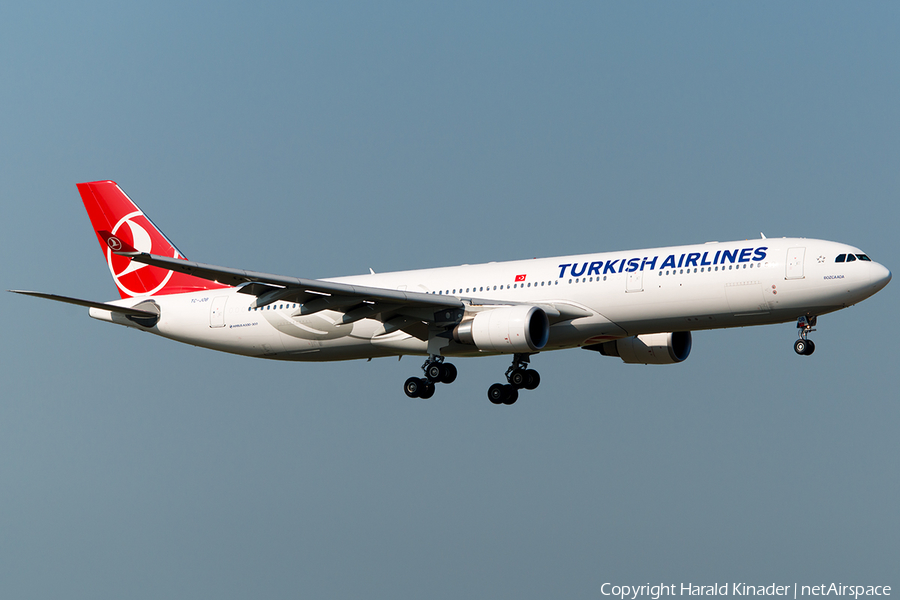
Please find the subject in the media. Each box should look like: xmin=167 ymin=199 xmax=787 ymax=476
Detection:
xmin=9 ymin=290 xmax=160 ymax=317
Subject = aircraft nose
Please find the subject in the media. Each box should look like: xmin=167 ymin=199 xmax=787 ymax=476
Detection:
xmin=871 ymin=262 xmax=892 ymax=292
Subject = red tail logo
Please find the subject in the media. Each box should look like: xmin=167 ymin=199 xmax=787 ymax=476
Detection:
xmin=78 ymin=181 xmax=228 ymax=299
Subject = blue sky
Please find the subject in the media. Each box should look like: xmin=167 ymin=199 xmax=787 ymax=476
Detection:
xmin=2 ymin=3 xmax=898 ymax=598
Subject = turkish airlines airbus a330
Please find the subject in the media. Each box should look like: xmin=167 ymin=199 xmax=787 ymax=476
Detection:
xmin=12 ymin=181 xmax=892 ymax=404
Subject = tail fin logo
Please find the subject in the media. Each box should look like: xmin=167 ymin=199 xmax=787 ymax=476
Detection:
xmin=107 ymin=210 xmax=179 ymax=297
xmin=79 ymin=180 xmax=226 ymax=299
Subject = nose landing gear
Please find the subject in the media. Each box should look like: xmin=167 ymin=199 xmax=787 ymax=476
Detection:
xmin=794 ymin=315 xmax=817 ymax=356
xmin=487 ymin=354 xmax=541 ymax=405
xmin=403 ymin=356 xmax=458 ymax=398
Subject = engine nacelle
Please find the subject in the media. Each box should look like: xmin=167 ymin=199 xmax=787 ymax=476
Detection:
xmin=453 ymin=305 xmax=550 ymax=353
xmin=589 ymin=331 xmax=692 ymax=365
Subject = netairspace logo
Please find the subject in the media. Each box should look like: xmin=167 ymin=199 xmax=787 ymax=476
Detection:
xmin=600 ymin=583 xmax=891 ymax=600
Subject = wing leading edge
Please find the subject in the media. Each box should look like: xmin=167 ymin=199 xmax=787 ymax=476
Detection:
xmin=104 ymin=239 xmax=596 ymax=327
xmin=116 ymin=250 xmax=466 ymax=310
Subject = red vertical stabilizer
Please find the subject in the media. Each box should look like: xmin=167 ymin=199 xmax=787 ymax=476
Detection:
xmin=77 ymin=180 xmax=229 ymax=299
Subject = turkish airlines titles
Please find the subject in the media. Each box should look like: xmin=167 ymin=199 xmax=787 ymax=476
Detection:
xmin=557 ymin=246 xmax=768 ymax=278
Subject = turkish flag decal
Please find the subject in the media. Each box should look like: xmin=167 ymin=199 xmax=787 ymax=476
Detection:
xmin=515 ymin=274 xmax=526 ymax=282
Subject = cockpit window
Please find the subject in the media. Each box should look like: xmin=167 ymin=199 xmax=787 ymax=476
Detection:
xmin=836 ymin=253 xmax=872 ymax=263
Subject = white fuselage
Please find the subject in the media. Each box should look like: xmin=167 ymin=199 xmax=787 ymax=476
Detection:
xmin=90 ymin=237 xmax=891 ymax=362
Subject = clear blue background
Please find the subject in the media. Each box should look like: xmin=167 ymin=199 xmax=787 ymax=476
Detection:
xmin=2 ymin=2 xmax=897 ymax=598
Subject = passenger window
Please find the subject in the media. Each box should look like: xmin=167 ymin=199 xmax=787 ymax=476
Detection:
xmin=835 ymin=254 xmax=846 ymax=263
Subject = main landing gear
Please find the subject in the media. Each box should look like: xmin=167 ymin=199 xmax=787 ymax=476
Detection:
xmin=487 ymin=354 xmax=541 ymax=406
xmin=404 ymin=356 xmax=458 ymax=399
xmin=794 ymin=315 xmax=817 ymax=356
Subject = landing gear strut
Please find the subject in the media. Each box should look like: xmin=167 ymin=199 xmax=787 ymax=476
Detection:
xmin=487 ymin=354 xmax=541 ymax=405
xmin=794 ymin=315 xmax=817 ymax=356
xmin=403 ymin=356 xmax=458 ymax=398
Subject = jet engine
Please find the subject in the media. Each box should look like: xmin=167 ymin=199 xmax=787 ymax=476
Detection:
xmin=587 ymin=331 xmax=692 ymax=365
xmin=453 ymin=305 xmax=550 ymax=353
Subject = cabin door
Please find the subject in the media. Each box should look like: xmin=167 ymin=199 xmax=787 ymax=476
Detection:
xmin=210 ymin=296 xmax=228 ymax=328
xmin=785 ymin=247 xmax=806 ymax=280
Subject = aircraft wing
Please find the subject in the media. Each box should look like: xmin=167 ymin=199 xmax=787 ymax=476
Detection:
xmin=117 ymin=251 xmax=462 ymax=309
xmin=104 ymin=234 xmax=595 ymax=326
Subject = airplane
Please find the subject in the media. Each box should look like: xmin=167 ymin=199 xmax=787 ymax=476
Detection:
xmin=12 ymin=181 xmax=892 ymax=405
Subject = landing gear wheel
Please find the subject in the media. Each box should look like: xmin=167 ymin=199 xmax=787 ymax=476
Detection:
xmin=523 ymin=370 xmax=540 ymax=390
xmin=502 ymin=385 xmax=518 ymax=405
xmin=794 ymin=316 xmax=817 ymax=357
xmin=404 ymin=377 xmax=424 ymax=398
xmin=420 ymin=382 xmax=436 ymax=399
xmin=488 ymin=383 xmax=507 ymax=405
xmin=509 ymin=368 xmax=527 ymax=388
xmin=425 ymin=363 xmax=443 ymax=382
xmin=439 ymin=363 xmax=458 ymax=384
